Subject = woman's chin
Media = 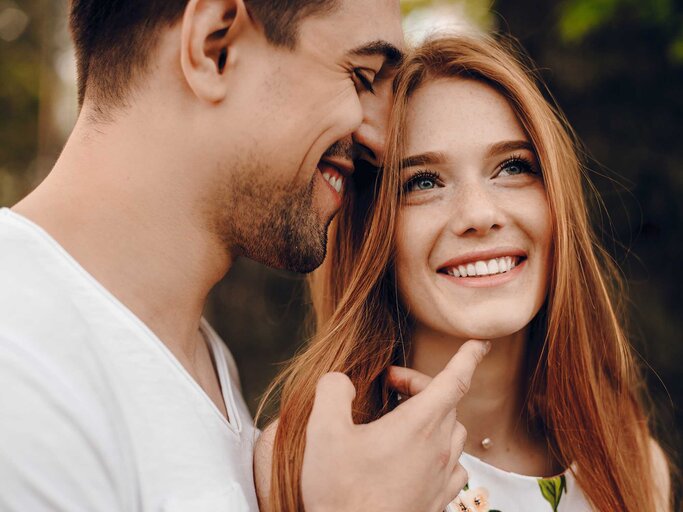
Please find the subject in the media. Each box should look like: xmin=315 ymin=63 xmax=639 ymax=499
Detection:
xmin=447 ymin=317 xmax=529 ymax=342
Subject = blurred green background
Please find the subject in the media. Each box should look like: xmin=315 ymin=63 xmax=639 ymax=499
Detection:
xmin=2 ymin=0 xmax=681 ymax=483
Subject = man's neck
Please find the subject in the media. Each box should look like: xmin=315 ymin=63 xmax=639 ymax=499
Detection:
xmin=13 ymin=110 xmax=232 ymax=364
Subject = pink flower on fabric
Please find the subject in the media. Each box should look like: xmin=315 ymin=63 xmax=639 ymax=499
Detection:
xmin=453 ymin=487 xmax=491 ymax=512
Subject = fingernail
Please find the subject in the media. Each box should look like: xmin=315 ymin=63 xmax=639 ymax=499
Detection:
xmin=483 ymin=340 xmax=492 ymax=354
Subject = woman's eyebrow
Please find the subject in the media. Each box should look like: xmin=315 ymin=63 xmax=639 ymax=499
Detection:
xmin=486 ymin=140 xmax=534 ymax=157
xmin=399 ymin=151 xmax=447 ymax=169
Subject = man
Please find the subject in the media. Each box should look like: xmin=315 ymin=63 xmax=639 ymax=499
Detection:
xmin=0 ymin=0 xmax=488 ymax=510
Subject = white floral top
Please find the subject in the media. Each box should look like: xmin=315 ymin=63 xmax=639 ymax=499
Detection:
xmin=446 ymin=452 xmax=593 ymax=512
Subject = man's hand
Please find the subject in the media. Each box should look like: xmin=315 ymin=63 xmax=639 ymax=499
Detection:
xmin=301 ymin=339 xmax=489 ymax=512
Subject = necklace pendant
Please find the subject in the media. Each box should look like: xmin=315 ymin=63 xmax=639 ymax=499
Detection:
xmin=481 ymin=437 xmax=493 ymax=450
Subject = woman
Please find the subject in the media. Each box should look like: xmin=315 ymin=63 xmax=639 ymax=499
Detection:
xmin=255 ymin=34 xmax=673 ymax=511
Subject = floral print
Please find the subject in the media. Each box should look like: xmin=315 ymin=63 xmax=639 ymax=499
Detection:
xmin=452 ymin=484 xmax=502 ymax=512
xmin=449 ymin=474 xmax=568 ymax=512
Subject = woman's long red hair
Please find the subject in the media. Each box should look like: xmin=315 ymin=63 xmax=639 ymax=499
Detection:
xmin=261 ymin=34 xmax=666 ymax=511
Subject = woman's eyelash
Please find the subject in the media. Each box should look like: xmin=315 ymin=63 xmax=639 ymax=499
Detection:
xmin=498 ymin=154 xmax=538 ymax=175
xmin=403 ymin=170 xmax=441 ymax=192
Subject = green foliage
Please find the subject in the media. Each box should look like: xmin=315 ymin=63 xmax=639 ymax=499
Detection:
xmin=402 ymin=0 xmax=683 ymax=63
xmin=558 ymin=0 xmax=621 ymax=42
xmin=0 ymin=0 xmax=42 ymax=171
xmin=558 ymin=0 xmax=683 ymax=63
xmin=671 ymin=30 xmax=683 ymax=62
xmin=401 ymin=0 xmax=436 ymax=15
xmin=401 ymin=0 xmax=493 ymax=31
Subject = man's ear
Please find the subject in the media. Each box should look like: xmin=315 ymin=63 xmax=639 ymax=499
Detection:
xmin=180 ymin=0 xmax=252 ymax=103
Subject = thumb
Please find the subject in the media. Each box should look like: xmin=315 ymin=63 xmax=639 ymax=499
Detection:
xmin=308 ymin=372 xmax=356 ymax=432
xmin=386 ymin=365 xmax=433 ymax=398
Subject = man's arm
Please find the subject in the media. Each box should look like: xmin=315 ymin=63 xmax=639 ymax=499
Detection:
xmin=0 ymin=337 xmax=135 ymax=511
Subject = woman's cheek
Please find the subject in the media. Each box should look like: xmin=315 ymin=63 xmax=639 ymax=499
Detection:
xmin=394 ymin=207 xmax=436 ymax=301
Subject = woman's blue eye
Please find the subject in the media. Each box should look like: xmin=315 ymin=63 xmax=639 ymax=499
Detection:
xmin=404 ymin=172 xmax=439 ymax=193
xmin=414 ymin=177 xmax=436 ymax=190
xmin=499 ymin=157 xmax=535 ymax=176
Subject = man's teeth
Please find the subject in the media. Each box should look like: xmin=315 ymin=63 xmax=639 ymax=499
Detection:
xmin=322 ymin=172 xmax=343 ymax=194
xmin=446 ymin=256 xmax=520 ymax=278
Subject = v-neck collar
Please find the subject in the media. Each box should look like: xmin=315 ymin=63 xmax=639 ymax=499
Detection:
xmin=201 ymin=319 xmax=242 ymax=435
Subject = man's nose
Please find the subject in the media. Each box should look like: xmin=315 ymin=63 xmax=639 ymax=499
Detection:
xmin=353 ymin=80 xmax=393 ymax=167
xmin=353 ymin=122 xmax=384 ymax=168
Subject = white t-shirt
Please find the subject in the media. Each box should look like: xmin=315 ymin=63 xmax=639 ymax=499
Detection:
xmin=0 ymin=208 xmax=259 ymax=511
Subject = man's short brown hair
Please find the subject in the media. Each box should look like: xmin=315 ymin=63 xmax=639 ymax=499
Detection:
xmin=69 ymin=0 xmax=337 ymax=109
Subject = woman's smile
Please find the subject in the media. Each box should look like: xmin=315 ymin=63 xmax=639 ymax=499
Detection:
xmin=436 ymin=247 xmax=527 ymax=288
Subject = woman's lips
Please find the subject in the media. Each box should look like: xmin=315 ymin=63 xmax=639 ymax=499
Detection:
xmin=438 ymin=247 xmax=527 ymax=269
xmin=441 ymin=255 xmax=523 ymax=278
xmin=438 ymin=255 xmax=528 ymax=288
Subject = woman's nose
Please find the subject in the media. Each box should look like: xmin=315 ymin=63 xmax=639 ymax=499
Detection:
xmin=447 ymin=179 xmax=504 ymax=237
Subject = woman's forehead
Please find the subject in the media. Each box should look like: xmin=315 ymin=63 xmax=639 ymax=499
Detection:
xmin=403 ymin=78 xmax=528 ymax=158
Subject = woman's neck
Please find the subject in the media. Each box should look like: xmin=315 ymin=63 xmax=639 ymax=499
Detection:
xmin=409 ymin=326 xmax=561 ymax=476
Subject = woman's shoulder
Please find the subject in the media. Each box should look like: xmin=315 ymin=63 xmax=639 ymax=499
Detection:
xmin=254 ymin=419 xmax=279 ymax=512
xmin=648 ymin=437 xmax=672 ymax=511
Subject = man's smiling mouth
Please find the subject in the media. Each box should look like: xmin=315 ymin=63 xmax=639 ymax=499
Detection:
xmin=317 ymin=157 xmax=353 ymax=196
xmin=319 ymin=165 xmax=344 ymax=194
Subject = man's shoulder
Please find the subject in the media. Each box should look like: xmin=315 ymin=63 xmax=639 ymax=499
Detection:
xmin=0 ymin=207 xmax=77 ymax=303
xmin=0 ymin=208 xmax=127 ymax=398
xmin=0 ymin=210 xmax=137 ymax=505
xmin=1 ymin=209 xmax=79 ymax=337
xmin=0 ymin=209 xmax=94 ymax=351
xmin=0 ymin=207 xmax=60 ymax=265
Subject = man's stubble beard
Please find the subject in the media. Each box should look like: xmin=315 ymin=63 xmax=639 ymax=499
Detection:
xmin=213 ymin=157 xmax=330 ymax=274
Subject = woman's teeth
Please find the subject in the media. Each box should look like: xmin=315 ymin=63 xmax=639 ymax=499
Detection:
xmin=322 ymin=171 xmax=343 ymax=194
xmin=445 ymin=256 xmax=520 ymax=278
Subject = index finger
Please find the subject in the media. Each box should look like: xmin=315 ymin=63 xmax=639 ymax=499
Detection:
xmin=414 ymin=339 xmax=490 ymax=416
